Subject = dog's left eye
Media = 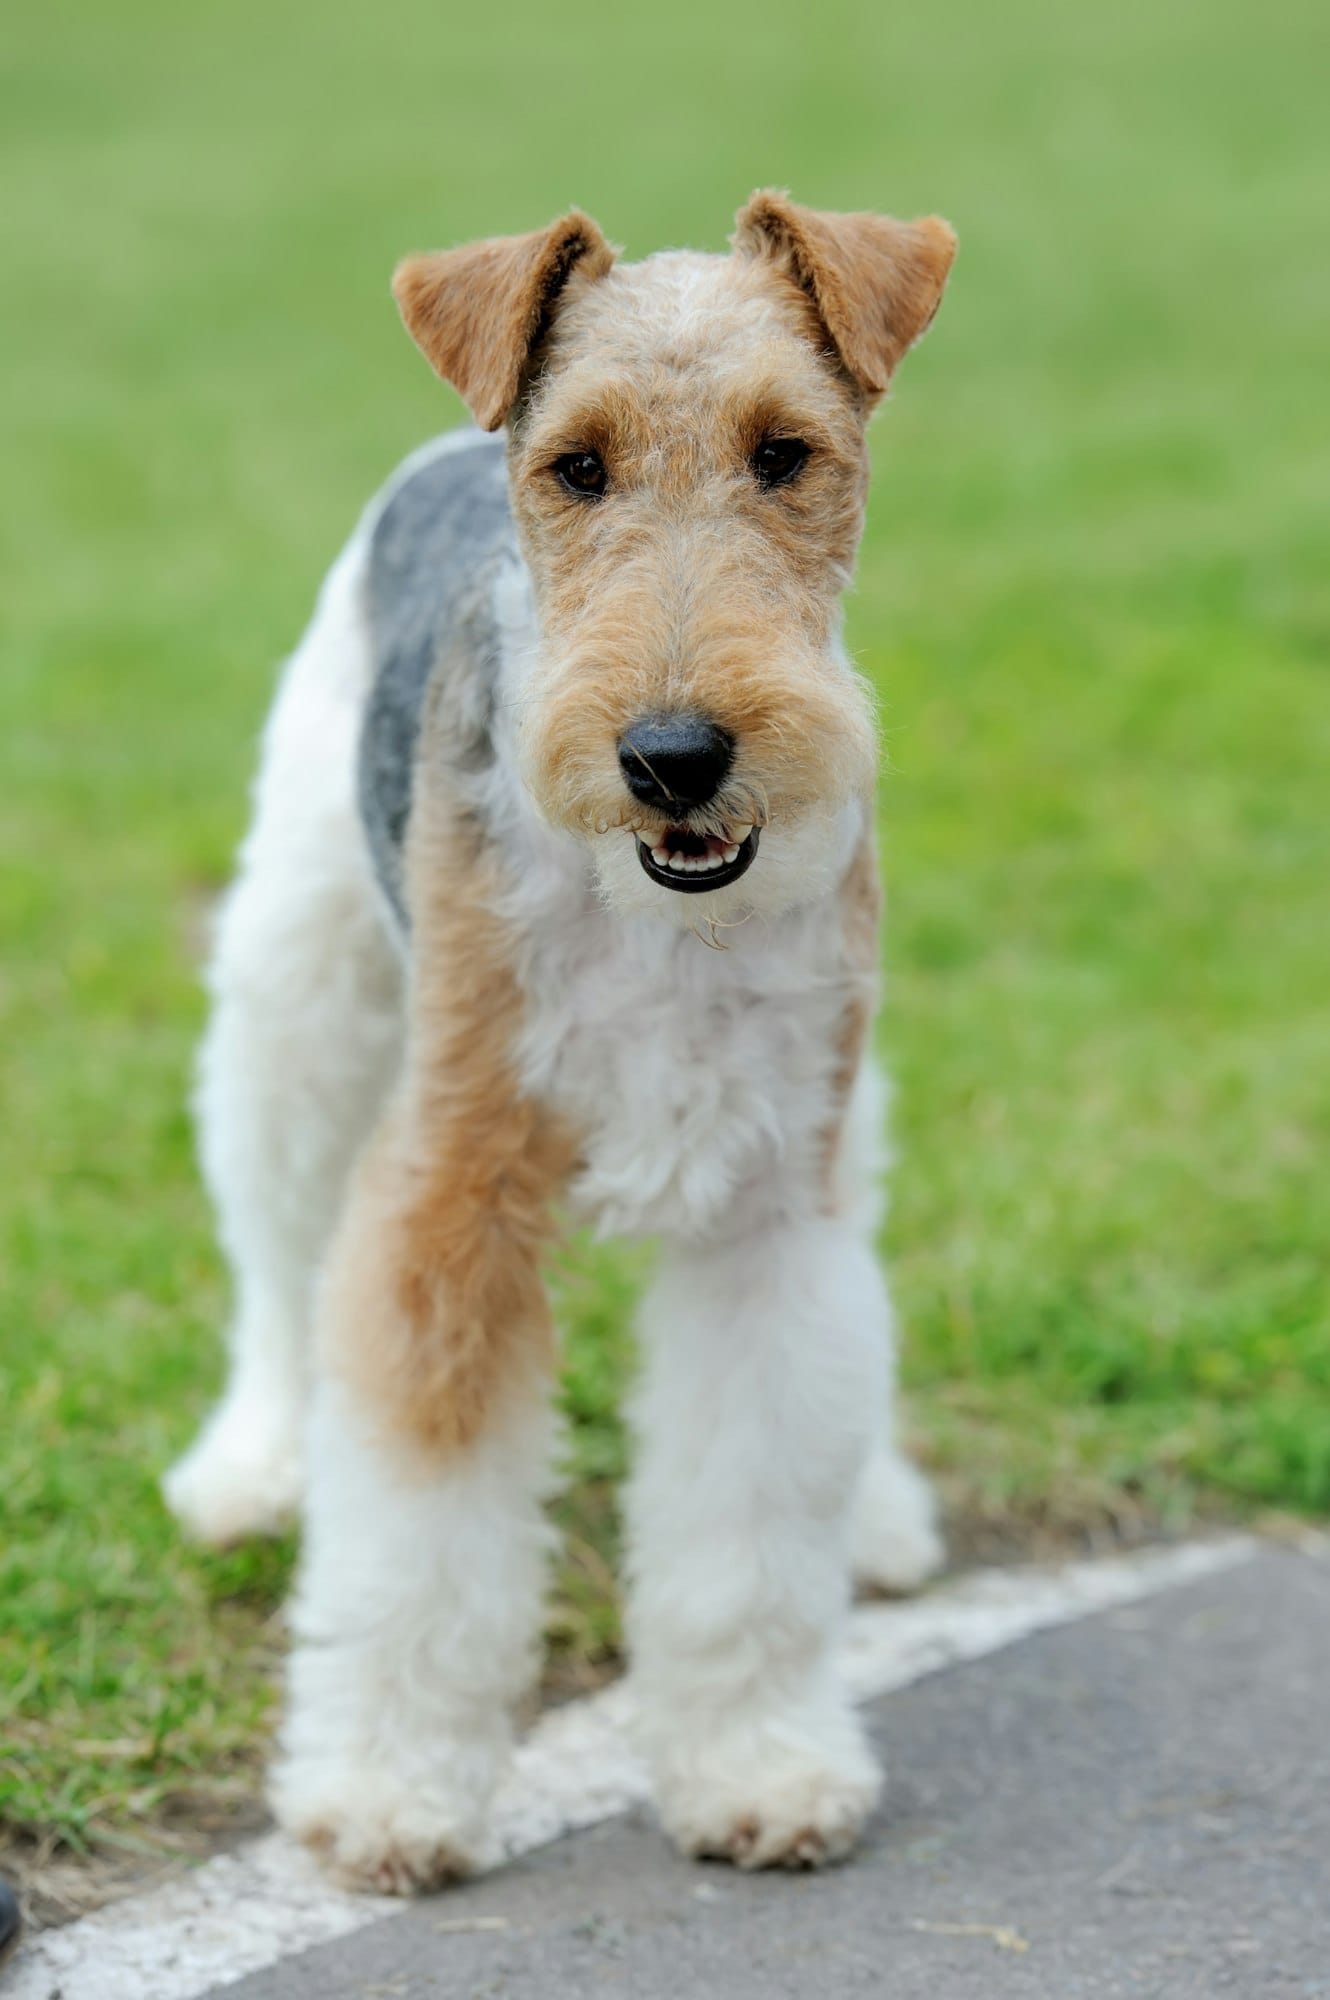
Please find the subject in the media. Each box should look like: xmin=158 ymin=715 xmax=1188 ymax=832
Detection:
xmin=752 ymin=437 xmax=810 ymax=490
xmin=553 ymin=450 xmax=607 ymax=498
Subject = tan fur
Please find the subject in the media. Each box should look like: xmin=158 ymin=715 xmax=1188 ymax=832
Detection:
xmin=393 ymin=213 xmax=617 ymax=431
xmin=506 ymin=248 xmax=886 ymax=850
xmin=734 ymin=191 xmax=957 ymax=400
xmin=320 ymin=730 xmax=578 ymax=1459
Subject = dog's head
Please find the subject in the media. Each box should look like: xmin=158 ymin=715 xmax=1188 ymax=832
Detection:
xmin=394 ymin=194 xmax=955 ymax=925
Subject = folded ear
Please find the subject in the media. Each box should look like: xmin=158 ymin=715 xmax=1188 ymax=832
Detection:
xmin=734 ymin=191 xmax=956 ymax=400
xmin=392 ymin=212 xmax=616 ymax=430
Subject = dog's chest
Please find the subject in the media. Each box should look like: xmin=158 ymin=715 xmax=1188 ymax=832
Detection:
xmin=516 ymin=907 xmax=850 ymax=1241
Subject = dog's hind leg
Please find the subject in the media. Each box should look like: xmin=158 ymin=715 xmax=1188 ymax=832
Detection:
xmin=164 ymin=532 xmax=403 ymax=1546
xmin=849 ymin=1424 xmax=945 ymax=1594
xmin=836 ymin=1057 xmax=946 ymax=1594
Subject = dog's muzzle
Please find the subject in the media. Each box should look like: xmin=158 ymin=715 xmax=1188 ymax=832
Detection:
xmin=635 ymin=824 xmax=760 ymax=894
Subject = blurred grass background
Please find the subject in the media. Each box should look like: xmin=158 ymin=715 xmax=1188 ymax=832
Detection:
xmin=2 ymin=0 xmax=1327 ymax=1863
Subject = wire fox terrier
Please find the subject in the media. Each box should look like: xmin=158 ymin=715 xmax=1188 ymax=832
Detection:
xmin=164 ymin=191 xmax=957 ymax=1890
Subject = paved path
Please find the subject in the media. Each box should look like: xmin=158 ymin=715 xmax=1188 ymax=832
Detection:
xmin=10 ymin=1540 xmax=1327 ymax=1998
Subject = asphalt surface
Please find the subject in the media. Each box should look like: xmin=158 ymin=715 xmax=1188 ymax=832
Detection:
xmin=202 ymin=1545 xmax=1329 ymax=1999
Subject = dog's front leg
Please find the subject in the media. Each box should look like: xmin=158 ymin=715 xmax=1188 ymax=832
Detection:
xmin=267 ymin=1084 xmax=567 ymax=1892
xmin=626 ymin=1210 xmax=887 ymax=1869
xmin=269 ymin=799 xmax=574 ymax=1893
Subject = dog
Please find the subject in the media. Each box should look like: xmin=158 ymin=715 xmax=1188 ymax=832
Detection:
xmin=164 ymin=191 xmax=957 ymax=1891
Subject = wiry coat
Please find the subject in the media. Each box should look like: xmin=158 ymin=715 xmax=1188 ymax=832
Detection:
xmin=165 ymin=194 xmax=956 ymax=1891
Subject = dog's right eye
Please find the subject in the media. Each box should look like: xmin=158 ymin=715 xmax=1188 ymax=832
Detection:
xmin=752 ymin=436 xmax=810 ymax=490
xmin=553 ymin=450 xmax=607 ymax=498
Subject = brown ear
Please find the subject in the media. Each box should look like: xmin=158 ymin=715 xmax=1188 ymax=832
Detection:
xmin=734 ymin=191 xmax=956 ymax=399
xmin=392 ymin=212 xmax=616 ymax=430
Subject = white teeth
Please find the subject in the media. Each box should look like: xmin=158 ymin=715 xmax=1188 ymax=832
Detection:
xmin=729 ymin=823 xmax=753 ymax=842
xmin=641 ymin=836 xmax=744 ymax=877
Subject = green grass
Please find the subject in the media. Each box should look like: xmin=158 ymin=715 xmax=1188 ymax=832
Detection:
xmin=2 ymin=0 xmax=1327 ymax=1858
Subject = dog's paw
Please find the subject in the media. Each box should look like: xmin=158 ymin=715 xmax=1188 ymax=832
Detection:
xmin=270 ymin=1759 xmax=492 ymax=1895
xmin=651 ymin=1708 xmax=881 ymax=1871
xmin=163 ymin=1402 xmax=302 ymax=1546
xmin=849 ymin=1444 xmax=945 ymax=1595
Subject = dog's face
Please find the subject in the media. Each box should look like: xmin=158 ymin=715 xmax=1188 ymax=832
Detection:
xmin=394 ymin=195 xmax=955 ymax=925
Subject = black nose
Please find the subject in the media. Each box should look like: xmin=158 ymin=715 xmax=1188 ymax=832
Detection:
xmin=617 ymin=716 xmax=734 ymax=812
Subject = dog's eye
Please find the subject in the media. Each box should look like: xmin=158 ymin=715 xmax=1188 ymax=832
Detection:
xmin=752 ymin=437 xmax=810 ymax=490
xmin=553 ymin=450 xmax=607 ymax=498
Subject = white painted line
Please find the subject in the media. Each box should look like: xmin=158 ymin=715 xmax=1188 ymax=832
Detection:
xmin=838 ymin=1534 xmax=1254 ymax=1704
xmin=8 ymin=1537 xmax=1254 ymax=2000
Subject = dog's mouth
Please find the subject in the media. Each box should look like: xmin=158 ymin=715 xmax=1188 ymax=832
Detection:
xmin=635 ymin=823 xmax=761 ymax=894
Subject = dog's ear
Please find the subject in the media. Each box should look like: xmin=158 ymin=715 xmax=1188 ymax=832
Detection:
xmin=734 ymin=191 xmax=956 ymax=400
xmin=393 ymin=213 xmax=616 ymax=431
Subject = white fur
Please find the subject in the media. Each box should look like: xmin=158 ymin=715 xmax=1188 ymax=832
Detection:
xmin=166 ymin=445 xmax=942 ymax=1887
xmin=164 ymin=520 xmax=403 ymax=1544
xmin=269 ymin=1376 xmax=557 ymax=1891
xmin=626 ymin=1216 xmax=890 ymax=1864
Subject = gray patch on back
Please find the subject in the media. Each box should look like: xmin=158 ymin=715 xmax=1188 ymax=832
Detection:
xmin=358 ymin=433 xmax=516 ymax=928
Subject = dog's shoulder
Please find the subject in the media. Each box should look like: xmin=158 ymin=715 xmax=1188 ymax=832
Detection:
xmin=358 ymin=430 xmax=516 ymax=927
